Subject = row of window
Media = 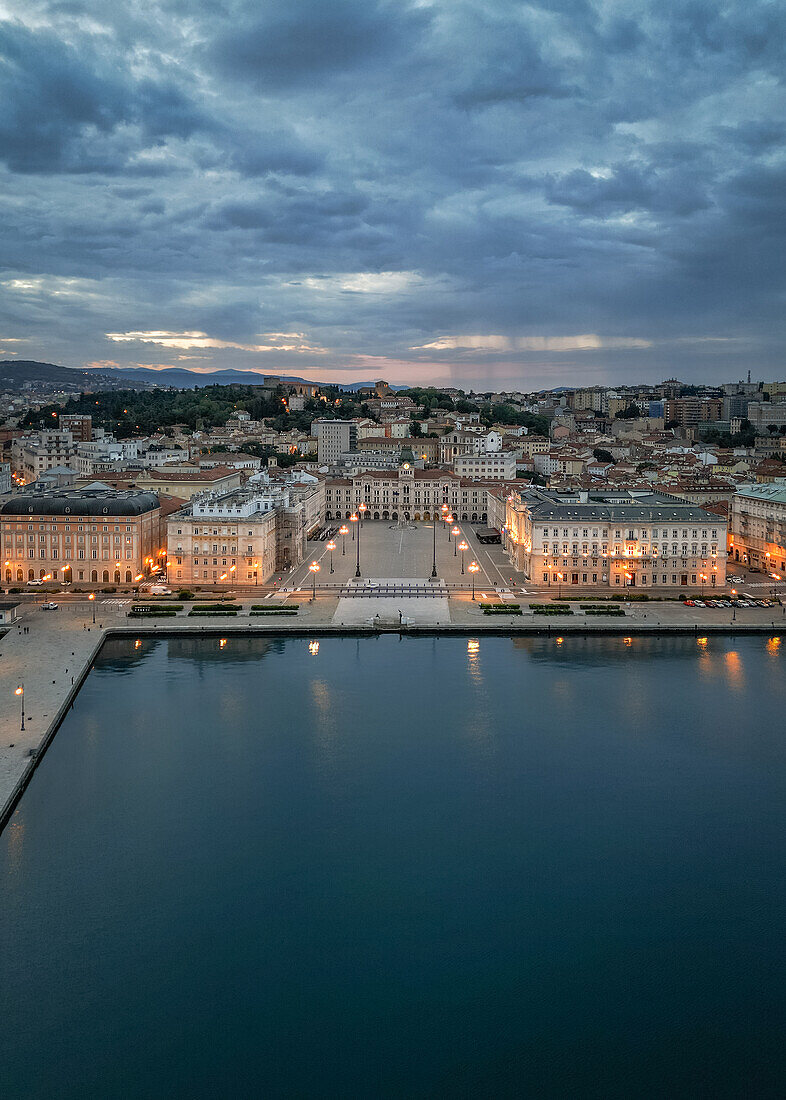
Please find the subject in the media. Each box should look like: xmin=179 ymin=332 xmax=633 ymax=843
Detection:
xmin=541 ymin=527 xmax=720 ymax=539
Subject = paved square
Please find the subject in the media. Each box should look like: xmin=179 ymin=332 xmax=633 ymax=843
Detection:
xmin=287 ymin=519 xmax=528 ymax=594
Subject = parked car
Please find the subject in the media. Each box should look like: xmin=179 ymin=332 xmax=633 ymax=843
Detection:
xmin=42 ymin=602 xmax=59 ymax=610
xmin=27 ymin=578 xmax=43 ymax=586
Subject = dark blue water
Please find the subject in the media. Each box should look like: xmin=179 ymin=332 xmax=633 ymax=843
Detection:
xmin=1 ymin=634 xmax=785 ymax=1098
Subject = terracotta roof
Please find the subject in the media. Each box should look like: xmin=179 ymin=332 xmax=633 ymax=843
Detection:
xmin=144 ymin=465 xmax=238 ymax=481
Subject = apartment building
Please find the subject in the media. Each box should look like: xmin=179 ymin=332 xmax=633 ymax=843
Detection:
xmin=730 ymin=483 xmax=786 ymax=575
xmin=453 ymin=451 xmax=517 ymax=480
xmin=504 ymin=488 xmax=727 ymax=590
xmin=313 ymin=420 xmax=358 ymax=464
xmin=11 ymin=430 xmax=76 ymax=483
xmin=59 ymin=414 xmax=92 ymax=442
xmin=0 ymin=489 xmax=161 ymax=584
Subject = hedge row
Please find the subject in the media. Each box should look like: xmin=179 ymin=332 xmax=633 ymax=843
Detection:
xmin=479 ymin=602 xmax=519 ymax=610
xmin=250 ymin=604 xmax=300 ymax=610
xmin=191 ymin=603 xmax=239 ymax=611
xmin=584 ymin=608 xmax=625 ymax=616
xmin=532 ymin=606 xmax=573 ymax=615
xmin=128 ymin=610 xmax=178 ymax=618
xmin=250 ymin=609 xmax=298 ymax=616
xmin=188 ymin=610 xmax=239 ymax=617
xmin=483 ymin=607 xmax=522 ymax=616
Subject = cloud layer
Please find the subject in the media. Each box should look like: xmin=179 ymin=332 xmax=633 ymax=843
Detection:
xmin=0 ymin=0 xmax=784 ymax=388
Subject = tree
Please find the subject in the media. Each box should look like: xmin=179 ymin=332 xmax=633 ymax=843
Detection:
xmin=615 ymin=403 xmax=641 ymax=419
xmin=593 ymin=448 xmax=614 ymax=464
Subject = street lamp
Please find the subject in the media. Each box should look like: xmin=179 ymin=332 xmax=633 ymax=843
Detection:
xmin=339 ymin=524 xmax=349 ymax=555
xmin=557 ymin=571 xmax=564 ymax=599
xmin=446 ymin=514 xmax=454 ymax=540
xmin=731 ymin=587 xmax=737 ymax=621
xmin=89 ymin=591 xmax=96 ymax=624
xmin=459 ymin=540 xmax=468 ymax=574
xmin=468 ymin=560 xmax=479 ymax=600
xmin=359 ymin=502 xmax=367 ymax=526
xmin=700 ymin=572 xmax=707 ymax=599
xmin=15 ymin=684 xmax=24 ymax=731
xmin=350 ymin=513 xmax=361 ymax=578
xmin=431 ymin=509 xmax=439 ymax=579
xmin=326 ymin=540 xmax=336 ymax=574
xmin=309 ymin=560 xmax=320 ymax=600
xmin=452 ymin=525 xmax=460 ymax=553
xmin=253 ymin=561 xmax=259 ymax=585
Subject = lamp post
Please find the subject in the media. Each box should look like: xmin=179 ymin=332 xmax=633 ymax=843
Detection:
xmin=700 ymin=572 xmax=707 ymax=600
xmin=446 ymin=514 xmax=454 ymax=540
xmin=731 ymin=587 xmax=736 ymax=621
xmin=431 ymin=509 xmax=438 ymax=579
xmin=89 ymin=591 xmax=96 ymax=624
xmin=459 ymin=540 xmax=468 ymax=574
xmin=253 ymin=561 xmax=259 ymax=585
xmin=468 ymin=561 xmax=479 ymax=600
xmin=350 ymin=513 xmax=361 ymax=578
xmin=15 ymin=684 xmax=24 ymax=731
xmin=359 ymin=502 xmax=367 ymax=527
xmin=309 ymin=560 xmax=320 ymax=600
xmin=326 ymin=540 xmax=336 ymax=574
xmin=557 ymin=571 xmax=564 ymax=599
xmin=339 ymin=524 xmax=348 ymax=555
xmin=452 ymin=525 xmax=460 ymax=553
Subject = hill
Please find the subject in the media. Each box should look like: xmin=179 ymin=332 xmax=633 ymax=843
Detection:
xmin=0 ymin=360 xmax=149 ymax=391
xmin=99 ymin=365 xmax=407 ymax=391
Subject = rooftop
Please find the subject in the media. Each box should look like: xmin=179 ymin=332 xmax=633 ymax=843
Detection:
xmin=1 ymin=489 xmax=160 ymax=517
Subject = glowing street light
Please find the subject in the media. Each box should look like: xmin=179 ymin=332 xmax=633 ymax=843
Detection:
xmin=15 ymin=684 xmax=24 ymax=731
xmin=253 ymin=561 xmax=259 ymax=585
xmin=326 ymin=540 xmax=336 ymax=574
xmin=89 ymin=591 xmax=96 ymax=623
xmin=446 ymin=514 xmax=454 ymax=540
xmin=468 ymin=560 xmax=479 ymax=600
xmin=452 ymin=525 xmax=460 ymax=553
xmin=350 ymin=513 xmax=361 ymax=578
xmin=309 ymin=559 xmax=320 ymax=600
xmin=556 ymin=571 xmax=564 ymax=599
xmin=359 ymin=502 xmax=367 ymax=527
xmin=339 ymin=525 xmax=349 ymax=555
xmin=458 ymin=540 xmax=468 ymax=574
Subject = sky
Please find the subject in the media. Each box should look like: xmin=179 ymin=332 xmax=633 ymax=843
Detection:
xmin=0 ymin=0 xmax=784 ymax=391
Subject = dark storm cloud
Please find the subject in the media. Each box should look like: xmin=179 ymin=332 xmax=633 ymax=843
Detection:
xmin=209 ymin=0 xmax=432 ymax=90
xmin=0 ymin=0 xmax=784 ymax=386
xmin=0 ymin=21 xmax=211 ymax=173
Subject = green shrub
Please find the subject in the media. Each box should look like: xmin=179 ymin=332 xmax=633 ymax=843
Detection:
xmin=8 ymin=586 xmax=21 ymax=593
xmin=177 ymin=590 xmax=195 ymax=600
xmin=532 ymin=605 xmax=573 ymax=615
xmin=191 ymin=603 xmax=239 ymax=611
xmin=483 ymin=607 xmax=522 ymax=615
xmin=584 ymin=608 xmax=625 ymax=616
xmin=250 ymin=604 xmax=300 ymax=610
xmin=188 ymin=609 xmax=238 ymax=616
xmin=250 ymin=609 xmax=298 ymax=616
xmin=479 ymin=602 xmax=519 ymax=610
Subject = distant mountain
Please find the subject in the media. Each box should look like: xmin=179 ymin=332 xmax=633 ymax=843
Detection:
xmin=0 ymin=359 xmax=149 ymax=391
xmin=97 ymin=365 xmax=408 ymax=391
xmin=0 ymin=358 xmax=409 ymax=394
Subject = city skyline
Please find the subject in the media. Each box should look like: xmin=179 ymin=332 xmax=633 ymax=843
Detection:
xmin=1 ymin=1 xmax=784 ymax=388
